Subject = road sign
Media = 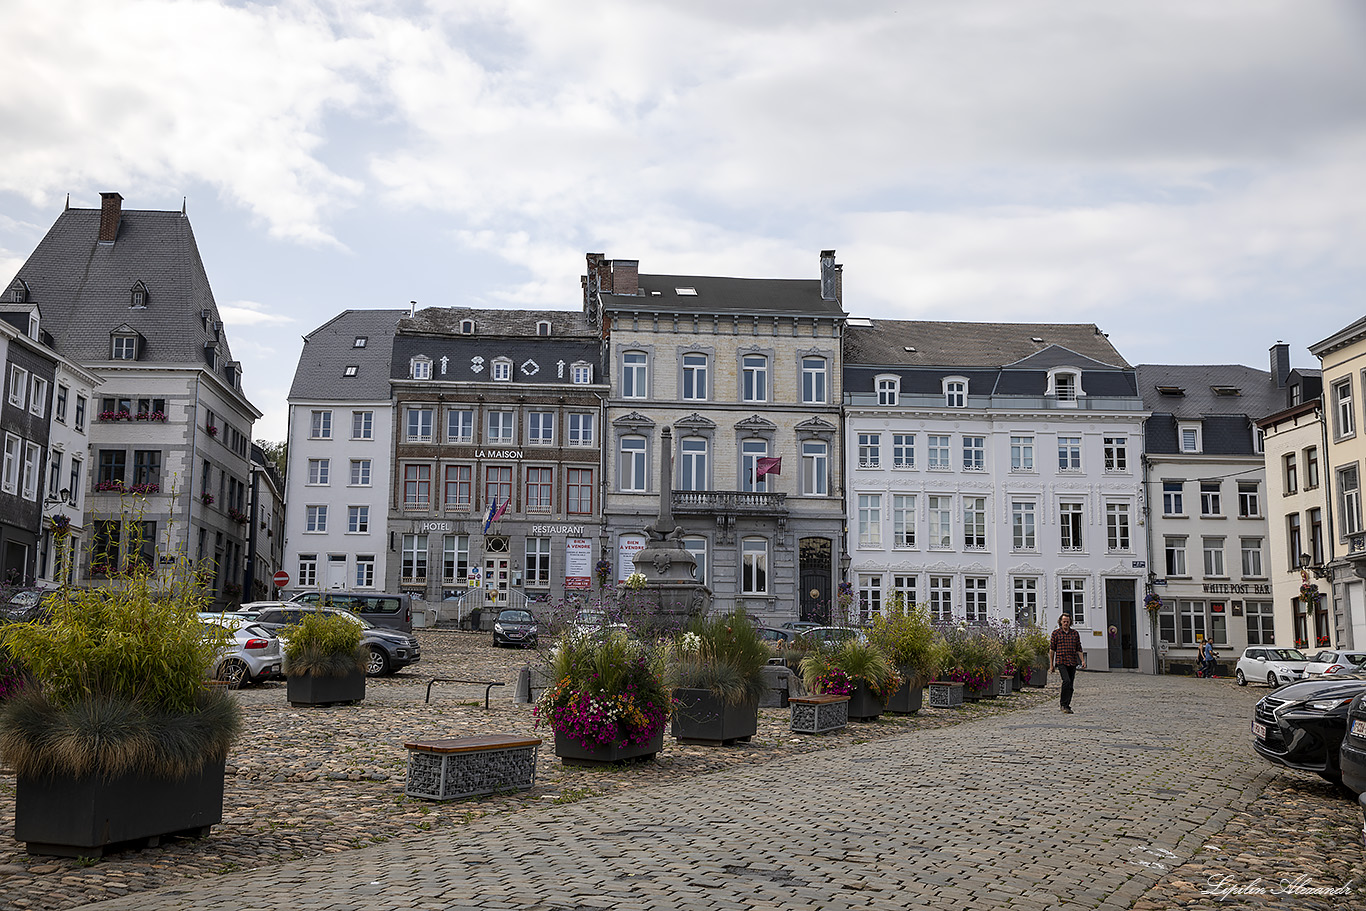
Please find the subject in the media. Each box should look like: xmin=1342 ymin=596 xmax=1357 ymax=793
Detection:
xmin=273 ymin=570 xmax=290 ymax=588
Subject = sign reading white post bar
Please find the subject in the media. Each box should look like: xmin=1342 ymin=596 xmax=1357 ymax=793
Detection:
xmin=565 ymin=538 xmax=593 ymax=590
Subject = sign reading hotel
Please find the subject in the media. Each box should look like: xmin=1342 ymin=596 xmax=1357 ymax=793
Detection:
xmin=565 ymin=538 xmax=593 ymax=590
xmin=618 ymin=535 xmax=646 ymax=581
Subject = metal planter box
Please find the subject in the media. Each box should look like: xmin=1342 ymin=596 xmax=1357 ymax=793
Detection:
xmin=287 ymin=668 xmax=366 ymax=706
xmin=998 ymin=675 xmax=1014 ymax=696
xmin=927 ymin=681 xmax=965 ymax=708
xmin=554 ymin=729 xmax=664 ymax=765
xmin=16 ymin=757 xmax=226 ymax=857
xmin=671 ymin=689 xmax=758 ymax=744
xmin=790 ymin=694 xmax=849 ymax=733
xmin=846 ymin=683 xmax=884 ymax=721
xmin=886 ymin=680 xmax=924 ymax=714
xmin=404 ymin=735 xmax=541 ymax=801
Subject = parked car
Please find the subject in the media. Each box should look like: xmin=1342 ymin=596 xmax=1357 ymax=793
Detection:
xmin=1251 ymin=671 xmax=1366 ymax=784
xmin=493 ymin=609 xmax=538 ymax=648
xmin=1235 ymin=646 xmax=1312 ymax=687
xmin=1 ymin=588 xmax=58 ymax=623
xmin=796 ymin=627 xmax=868 ymax=649
xmin=1303 ymin=650 xmax=1366 ymax=676
xmin=781 ymin=621 xmax=822 ymax=633
xmin=240 ymin=603 xmax=421 ymax=676
xmin=756 ymin=627 xmax=796 ymax=646
xmin=287 ymin=590 xmax=413 ymax=633
xmin=1340 ymin=693 xmax=1366 ymax=794
xmin=200 ymin=616 xmax=283 ymax=688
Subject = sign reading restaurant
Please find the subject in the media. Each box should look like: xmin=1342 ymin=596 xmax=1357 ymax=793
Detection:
xmin=531 ymin=525 xmax=588 ymax=536
xmin=1202 ymin=582 xmax=1272 ymax=595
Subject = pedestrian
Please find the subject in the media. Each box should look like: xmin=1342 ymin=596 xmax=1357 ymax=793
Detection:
xmin=1199 ymin=640 xmax=1217 ymax=678
xmin=1049 ymin=613 xmax=1086 ymax=713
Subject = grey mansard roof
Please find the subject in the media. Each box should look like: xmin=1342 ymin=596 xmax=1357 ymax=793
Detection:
xmin=392 ymin=307 xmax=603 ymax=386
xmin=400 ymin=307 xmax=597 ymax=338
xmin=601 ymin=274 xmax=844 ymax=317
xmin=1137 ymin=364 xmax=1283 ymax=456
xmin=845 ymin=319 xmax=1130 ymax=369
xmin=289 ymin=310 xmax=405 ymax=401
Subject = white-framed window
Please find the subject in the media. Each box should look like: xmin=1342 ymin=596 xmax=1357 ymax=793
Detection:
xmin=682 ymin=353 xmax=708 ymax=400
xmin=892 ymin=494 xmax=916 ymax=548
xmin=964 ymin=577 xmax=988 ymax=622
xmin=7 ymin=366 xmax=27 ymax=407
xmin=1200 ymin=481 xmax=1221 ymax=516
xmin=527 ymin=412 xmax=555 ymax=445
xmin=1061 ymin=578 xmax=1086 ymax=625
xmin=1165 ymin=536 xmax=1188 ymax=576
xmin=350 ymin=459 xmax=372 ymax=486
xmin=929 ymin=576 xmax=952 ymax=622
xmin=347 ymin=506 xmax=369 ymax=534
xmin=890 ymin=574 xmax=917 ymax=610
xmin=1106 ymin=502 xmax=1131 ymax=551
xmin=1013 ymin=577 xmax=1039 ymax=626
xmin=876 ymin=376 xmax=899 ymax=406
xmin=460 ymin=319 xmax=475 ymax=334
xmin=111 ymin=335 xmax=138 ymax=360
xmin=1050 ymin=370 xmax=1080 ymax=402
xmin=858 ymin=573 xmax=882 ymax=622
xmin=679 ymin=437 xmax=708 ymax=491
xmin=351 ymin=410 xmax=373 ymax=440
xmin=29 ymin=377 xmax=47 ymax=417
xmin=1338 ymin=464 xmax=1362 ymax=535
xmin=20 ymin=442 xmax=39 ymax=500
xmin=892 ymin=434 xmax=914 ymax=468
xmin=801 ymin=441 xmax=828 ymax=495
xmin=491 ymin=358 xmax=512 ymax=381
xmin=307 ymin=458 xmax=330 ymax=485
xmin=1245 ymin=601 xmax=1275 ymax=645
xmin=445 ymin=409 xmax=473 ymax=443
xmin=944 ymin=378 xmax=967 ymax=408
xmin=1335 ymin=378 xmax=1356 ymax=438
xmin=1163 ymin=481 xmax=1184 ymax=516
xmin=620 ymin=436 xmax=647 ymax=492
xmin=54 ymin=384 xmax=67 ymax=423
xmin=1241 ymin=537 xmax=1263 ymax=578
xmin=525 ymin=468 xmax=553 ymax=514
xmin=1305 ymin=447 xmax=1320 ymax=489
xmin=802 ymin=357 xmax=828 ymax=404
xmin=1179 ymin=422 xmax=1202 ymax=453
xmin=1012 ymin=500 xmax=1036 ymax=550
xmin=1010 ymin=435 xmax=1034 ymax=471
xmin=401 ymin=534 xmax=428 ymax=581
xmin=1284 ymin=453 xmax=1298 ymax=493
xmin=928 ymin=495 xmax=952 ymax=549
xmin=298 ymin=554 xmax=318 ymax=587
xmin=858 ymin=494 xmax=882 ymax=547
xmin=443 ymin=535 xmax=470 ymax=582
xmin=1057 ymin=436 xmax=1081 ymax=471
xmin=310 ymin=410 xmax=332 ymax=439
xmin=1178 ymin=600 xmax=1205 ymax=647
xmin=1060 ymin=501 xmax=1084 ymax=551
xmin=622 ymin=351 xmax=648 ymax=398
xmin=683 ymin=536 xmax=707 ymax=585
xmin=742 ymin=354 xmax=768 ymax=402
xmin=305 ymin=505 xmax=327 ymax=532
xmin=410 ymin=357 xmax=432 ymax=380
xmin=571 ymin=363 xmax=593 ymax=384
xmin=536 ymin=320 xmax=551 ymax=337
xmin=962 ymin=436 xmax=984 ymax=471
xmin=525 ymin=537 xmax=551 ymax=587
xmin=1103 ymin=436 xmax=1127 ymax=472
xmin=1237 ymin=481 xmax=1260 ymax=517
xmin=355 ymin=556 xmax=376 ymax=588
xmin=741 ymin=537 xmax=768 ymax=595
xmin=857 ymin=433 xmax=880 ymax=468
xmin=353 ymin=336 xmax=367 ymax=348
xmin=963 ymin=497 xmax=986 ymax=550
xmin=487 ymin=411 xmax=515 ymax=444
xmin=406 ymin=407 xmax=434 ymax=442
xmin=568 ymin=413 xmax=595 ymax=446
xmin=927 ymin=434 xmax=950 ymax=470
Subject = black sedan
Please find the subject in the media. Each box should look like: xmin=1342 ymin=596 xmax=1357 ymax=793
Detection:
xmin=1341 ymin=694 xmax=1366 ymax=794
xmin=492 ymin=609 xmax=538 ymax=648
xmin=1252 ymin=671 xmax=1366 ymax=784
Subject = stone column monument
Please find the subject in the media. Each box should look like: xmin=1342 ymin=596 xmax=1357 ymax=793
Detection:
xmin=629 ymin=427 xmax=710 ymax=628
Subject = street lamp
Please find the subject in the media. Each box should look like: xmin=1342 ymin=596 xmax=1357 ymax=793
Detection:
xmin=838 ymin=551 xmax=851 ymax=581
xmin=42 ymin=488 xmax=71 ymax=509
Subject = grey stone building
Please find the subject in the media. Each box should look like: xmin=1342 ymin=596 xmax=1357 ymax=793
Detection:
xmin=584 ymin=251 xmax=847 ymax=623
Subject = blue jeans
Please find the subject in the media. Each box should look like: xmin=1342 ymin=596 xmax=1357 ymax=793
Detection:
xmin=1059 ymin=665 xmax=1078 ymax=709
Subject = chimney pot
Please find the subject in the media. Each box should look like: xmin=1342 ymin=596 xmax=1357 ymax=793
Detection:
xmin=1270 ymin=341 xmax=1291 ymax=388
xmin=610 ymin=260 xmax=639 ymax=296
xmin=820 ymin=250 xmax=840 ymax=302
xmin=98 ymin=192 xmax=123 ymax=243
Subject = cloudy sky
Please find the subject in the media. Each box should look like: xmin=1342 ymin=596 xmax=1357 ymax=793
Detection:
xmin=2 ymin=0 xmax=1364 ymax=440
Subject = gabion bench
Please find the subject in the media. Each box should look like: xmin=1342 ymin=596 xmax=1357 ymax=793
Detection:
xmin=404 ymin=734 xmax=542 ymax=801
xmin=790 ymin=694 xmax=849 ymax=734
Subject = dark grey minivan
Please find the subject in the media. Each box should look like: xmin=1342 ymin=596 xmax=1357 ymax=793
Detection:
xmin=290 ymin=591 xmax=412 ymax=633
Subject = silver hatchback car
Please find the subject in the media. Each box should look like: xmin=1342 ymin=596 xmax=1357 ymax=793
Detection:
xmin=201 ymin=616 xmax=283 ymax=688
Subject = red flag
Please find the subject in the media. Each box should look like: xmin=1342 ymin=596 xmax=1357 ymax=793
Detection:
xmin=492 ymin=497 xmax=510 ymax=521
xmin=756 ymin=457 xmax=782 ymax=479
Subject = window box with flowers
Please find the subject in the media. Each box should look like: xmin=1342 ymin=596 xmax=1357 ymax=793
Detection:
xmin=97 ymin=410 xmax=133 ymax=422
xmin=95 ymin=480 xmax=126 ymax=493
xmin=128 ymin=483 xmax=160 ymax=495
xmin=135 ymin=411 xmax=168 ymax=422
xmin=205 ymin=425 xmax=218 ymax=438
xmin=201 ymin=493 xmax=215 ymax=506
xmin=227 ymin=509 xmax=248 ymax=525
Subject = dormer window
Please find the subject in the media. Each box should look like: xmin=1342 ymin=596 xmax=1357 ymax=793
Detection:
xmin=1212 ymin=385 xmax=1240 ymax=396
xmin=203 ymin=343 xmax=217 ymax=369
xmin=8 ymin=279 xmax=28 ymax=303
xmin=571 ymin=362 xmax=593 ymax=384
xmin=1156 ymin=385 xmax=1185 ymax=396
xmin=129 ymin=281 xmax=149 ymax=309
xmin=492 ymin=358 xmax=512 ymax=381
xmin=354 ymin=336 xmax=368 ymax=348
xmin=536 ymin=321 xmax=551 ymax=336
xmin=410 ymin=357 xmax=432 ymax=380
xmin=460 ymin=319 xmax=475 ymax=334
xmin=112 ymin=334 xmax=139 ymax=360
xmin=27 ymin=313 xmax=39 ymax=340
xmin=876 ymin=375 xmax=899 ymax=406
xmin=1047 ymin=368 xmax=1082 ymax=404
xmin=944 ymin=377 xmax=967 ymax=408
xmin=1179 ymin=421 xmax=1202 ymax=453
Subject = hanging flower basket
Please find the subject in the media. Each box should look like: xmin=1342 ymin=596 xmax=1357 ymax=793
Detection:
xmin=201 ymin=493 xmax=215 ymax=506
xmin=48 ymin=515 xmax=71 ymax=537
xmin=595 ymin=560 xmax=612 ymax=589
xmin=1143 ymin=591 xmax=1163 ymax=614
xmin=1300 ymin=582 xmax=1319 ymax=603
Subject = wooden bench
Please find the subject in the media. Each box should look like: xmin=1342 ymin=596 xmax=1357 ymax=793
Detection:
xmin=403 ymin=734 xmax=542 ymax=801
xmin=789 ymin=694 xmax=849 ymax=734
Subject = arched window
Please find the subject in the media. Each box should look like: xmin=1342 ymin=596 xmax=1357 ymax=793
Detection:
xmin=944 ymin=377 xmax=967 ymax=407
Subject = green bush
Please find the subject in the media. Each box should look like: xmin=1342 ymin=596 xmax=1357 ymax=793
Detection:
xmin=800 ymin=638 xmax=902 ymax=698
xmin=281 ymin=612 xmax=367 ymax=678
xmin=867 ymin=598 xmax=942 ymax=688
xmin=668 ymin=609 xmax=769 ymax=707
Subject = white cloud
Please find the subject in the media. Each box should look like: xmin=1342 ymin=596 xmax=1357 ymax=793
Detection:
xmin=220 ymin=300 xmax=297 ymax=328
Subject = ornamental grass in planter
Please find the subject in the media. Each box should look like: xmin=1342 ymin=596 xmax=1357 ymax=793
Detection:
xmin=667 ymin=609 xmax=767 ymax=744
xmin=282 ymin=612 xmax=367 ymax=706
xmin=534 ymin=629 xmax=670 ymax=763
xmin=0 ymin=531 xmax=240 ymax=856
xmin=1009 ymin=626 xmax=1050 ymax=687
xmin=867 ymin=598 xmax=943 ymax=714
xmin=799 ymin=639 xmax=902 ymax=720
xmin=938 ymin=623 xmax=1006 ymax=700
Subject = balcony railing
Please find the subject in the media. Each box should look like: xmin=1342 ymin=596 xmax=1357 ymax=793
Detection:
xmin=673 ymin=490 xmax=787 ymax=514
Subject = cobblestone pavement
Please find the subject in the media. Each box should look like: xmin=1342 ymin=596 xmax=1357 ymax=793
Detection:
xmin=45 ymin=658 xmax=1364 ymax=911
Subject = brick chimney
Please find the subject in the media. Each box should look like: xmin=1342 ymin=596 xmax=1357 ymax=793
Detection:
xmin=98 ymin=192 xmax=123 ymax=243
xmin=820 ymin=249 xmax=841 ymax=303
xmin=609 ymin=260 xmax=639 ymax=296
xmin=1269 ymin=341 xmax=1291 ymax=388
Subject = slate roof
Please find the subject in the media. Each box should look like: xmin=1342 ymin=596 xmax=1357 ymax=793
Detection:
xmin=4 ymin=204 xmax=238 ymax=373
xmin=845 ymin=320 xmax=1130 ymax=369
xmin=601 ymin=274 xmax=844 ymax=317
xmin=289 ymin=310 xmax=405 ymax=401
xmin=1137 ymin=364 xmax=1284 ymax=456
xmin=391 ymin=334 xmax=602 ymax=386
xmin=400 ymin=307 xmax=597 ymax=338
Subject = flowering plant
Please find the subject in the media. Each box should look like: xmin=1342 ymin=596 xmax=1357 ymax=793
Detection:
xmin=667 ymin=609 xmax=769 ymax=708
xmin=1143 ymin=591 xmax=1163 ymax=614
xmin=595 ymin=559 xmax=612 ymax=589
xmin=128 ymin=482 xmax=159 ymax=495
xmin=1295 ymin=637 xmax=1308 ymax=649
xmin=98 ymin=410 xmax=132 ymax=422
xmin=1317 ymin=635 xmax=1331 ymax=647
xmin=201 ymin=493 xmax=215 ymax=505
xmin=800 ymin=638 xmax=903 ymax=698
xmin=1299 ymin=581 xmax=1319 ymax=603
xmin=134 ymin=411 xmax=167 ymax=422
xmin=227 ymin=509 xmax=249 ymax=524
xmin=866 ymin=596 xmax=940 ymax=688
xmin=95 ymin=479 xmax=125 ymax=492
xmin=943 ymin=666 xmax=994 ymax=691
xmin=48 ymin=515 xmax=71 ymax=537
xmin=205 ymin=425 xmax=218 ymax=438
xmin=534 ymin=630 xmax=669 ymax=750
xmin=624 ymin=571 xmax=647 ymax=591
xmin=808 ymin=666 xmax=853 ymax=696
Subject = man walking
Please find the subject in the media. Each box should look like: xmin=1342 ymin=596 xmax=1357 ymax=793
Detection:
xmin=1049 ymin=614 xmax=1086 ymax=714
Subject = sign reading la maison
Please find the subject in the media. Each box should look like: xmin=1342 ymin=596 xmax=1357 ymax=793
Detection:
xmin=1202 ymin=583 xmax=1272 ymax=595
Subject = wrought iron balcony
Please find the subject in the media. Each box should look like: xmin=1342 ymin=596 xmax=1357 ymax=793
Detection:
xmin=672 ymin=490 xmax=787 ymax=515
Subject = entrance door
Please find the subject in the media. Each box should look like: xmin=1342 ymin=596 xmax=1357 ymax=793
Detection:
xmin=325 ymin=555 xmax=347 ymax=590
xmin=1105 ymin=578 xmax=1139 ymax=668
xmin=484 ymin=557 xmax=510 ymax=606
xmin=799 ymin=537 xmax=832 ymax=623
